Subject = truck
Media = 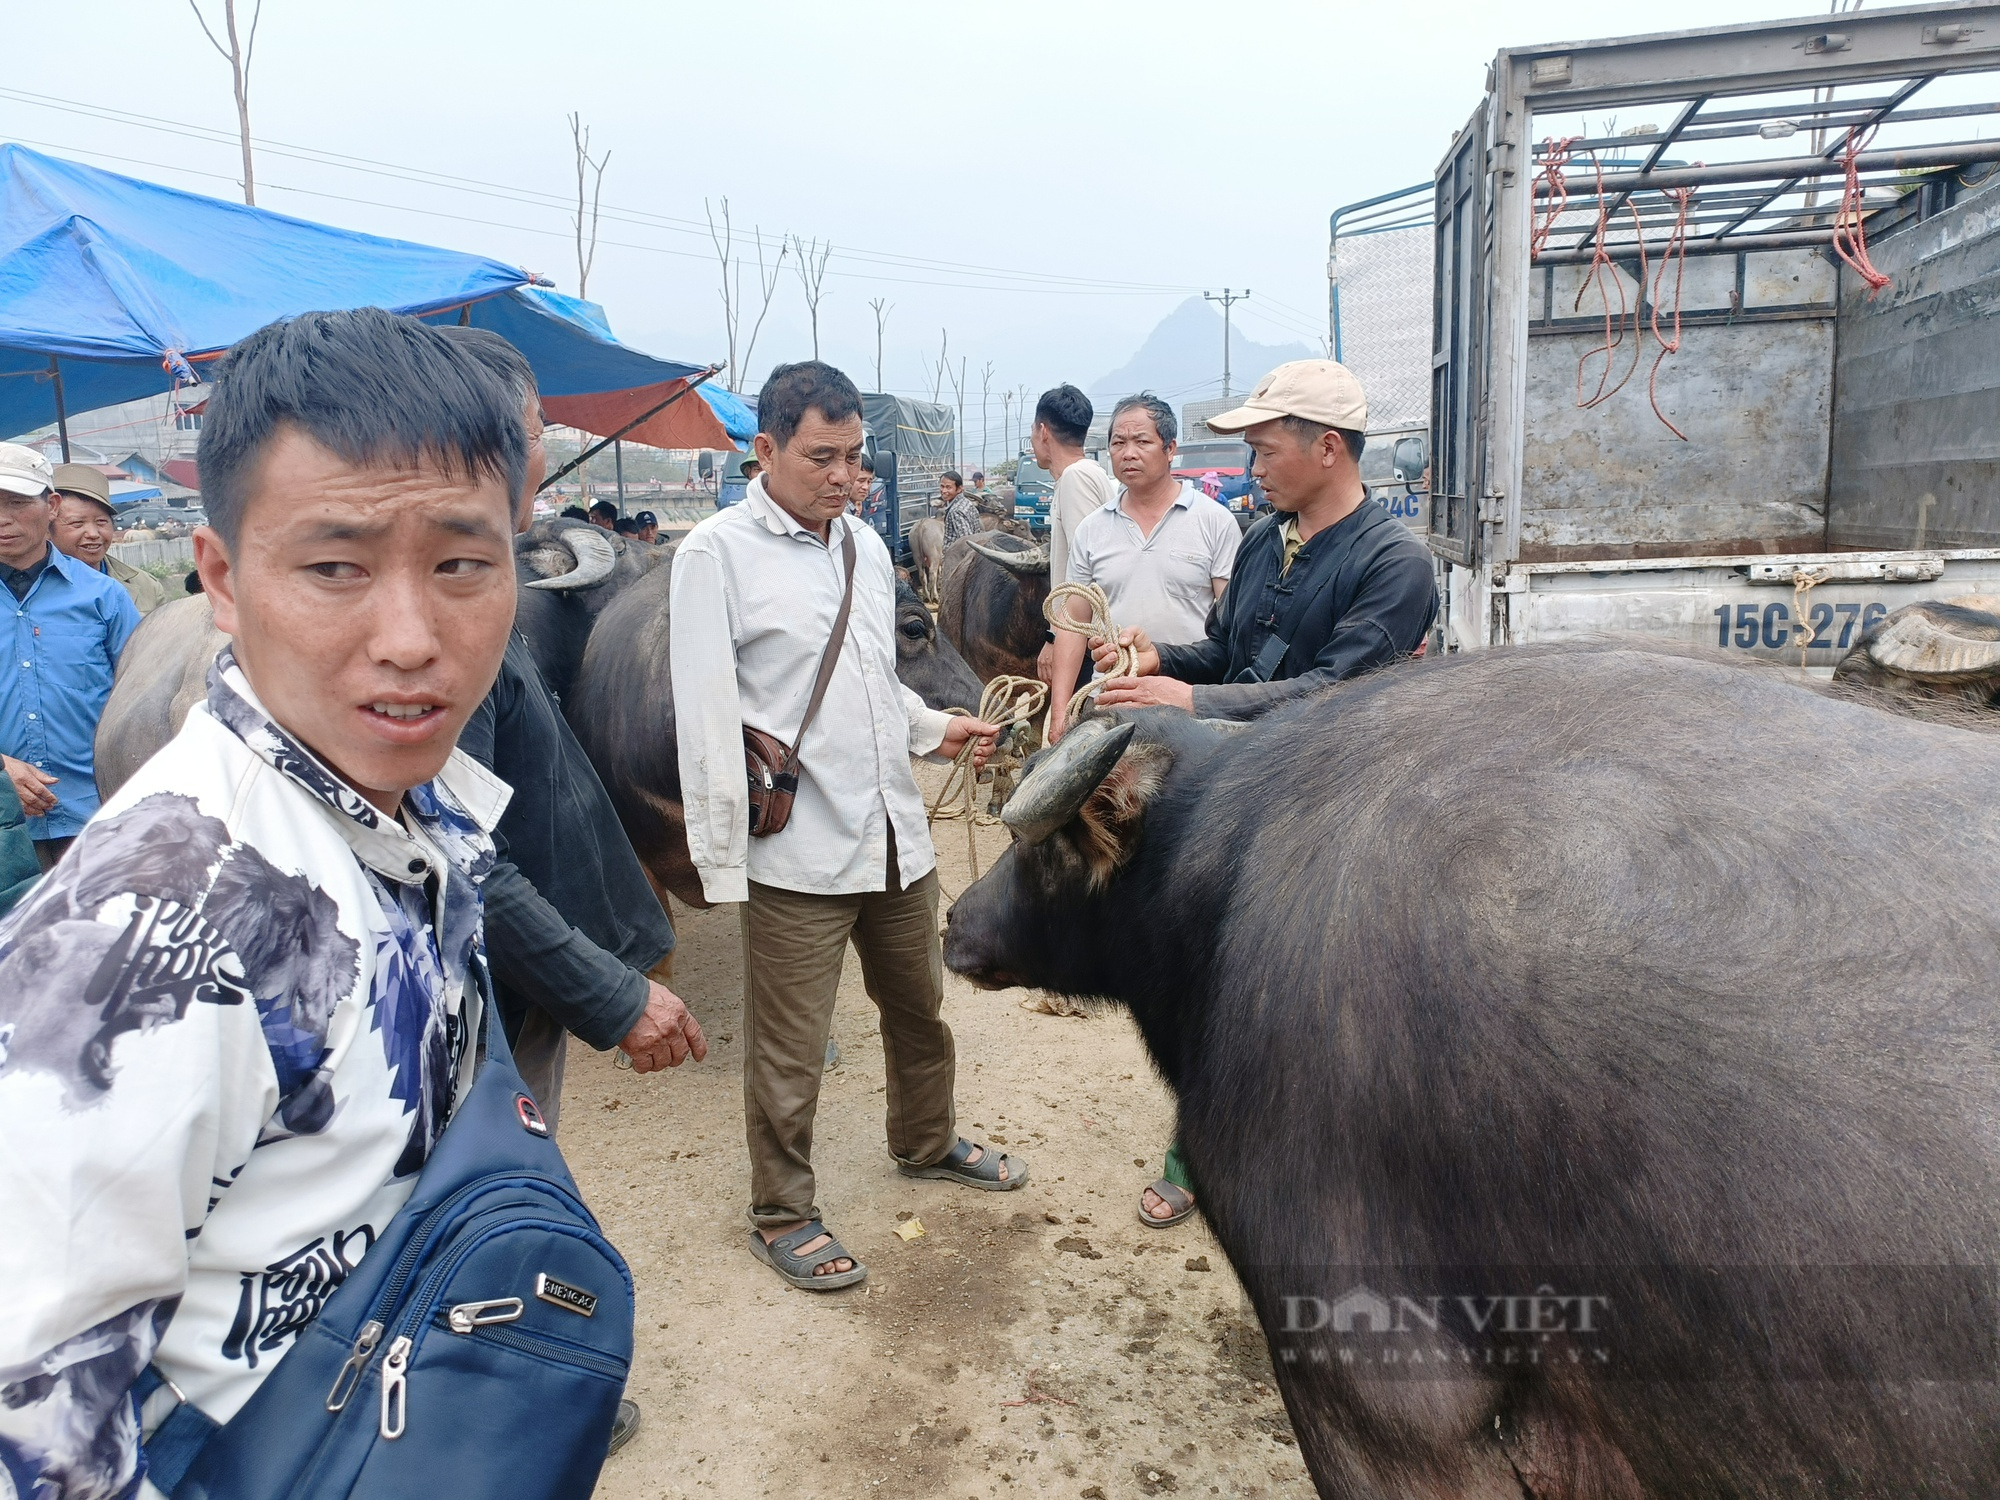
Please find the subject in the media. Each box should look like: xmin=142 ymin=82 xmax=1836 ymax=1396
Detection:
xmin=860 ymin=392 xmax=955 ymax=559
xmin=1426 ymin=1 xmax=2000 ymax=666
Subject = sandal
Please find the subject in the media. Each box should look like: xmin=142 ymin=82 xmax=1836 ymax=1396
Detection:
xmin=1137 ymin=1178 xmax=1197 ymax=1228
xmin=748 ymin=1220 xmax=868 ymax=1291
xmin=898 ymin=1137 xmax=1029 ymax=1192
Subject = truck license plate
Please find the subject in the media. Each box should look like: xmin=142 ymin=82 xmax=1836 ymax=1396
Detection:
xmin=1712 ymin=600 xmax=1890 ymax=654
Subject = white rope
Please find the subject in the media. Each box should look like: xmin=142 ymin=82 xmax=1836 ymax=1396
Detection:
xmin=926 ymin=673 xmax=1049 ymax=879
xmin=1043 ymin=581 xmax=1134 ymax=722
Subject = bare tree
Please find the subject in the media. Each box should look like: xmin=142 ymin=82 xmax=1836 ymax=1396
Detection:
xmin=1017 ymin=384 xmax=1030 ymax=456
xmin=868 ymin=298 xmax=892 ymax=391
xmin=568 ymin=114 xmax=611 ymax=299
xmin=706 ymin=199 xmax=790 ymax=394
xmin=944 ymin=355 xmax=967 ymax=470
xmin=979 ymin=363 xmax=996 ymax=473
xmin=187 ymin=0 xmax=262 ymax=204
xmin=1000 ymin=388 xmax=1014 ymax=465
xmin=929 ymin=329 xmax=950 ymax=404
xmin=791 ymin=237 xmax=833 ymax=359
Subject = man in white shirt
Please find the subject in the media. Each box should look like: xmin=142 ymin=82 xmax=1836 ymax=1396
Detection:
xmin=1047 ymin=392 xmax=1240 ymax=741
xmin=0 ymin=308 xmax=525 ymax=1496
xmin=1032 ymin=384 xmax=1114 ymax=684
xmin=671 ymin=361 xmax=1026 ymax=1292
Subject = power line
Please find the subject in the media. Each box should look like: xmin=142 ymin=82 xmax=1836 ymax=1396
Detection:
xmin=0 ymin=86 xmax=1246 ymax=299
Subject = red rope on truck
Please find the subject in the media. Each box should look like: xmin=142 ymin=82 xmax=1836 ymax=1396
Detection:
xmin=1830 ymin=126 xmax=1893 ymax=297
xmin=1531 ymin=136 xmax=1582 ymax=260
xmin=1579 ymin=194 xmax=1649 ymax=410
xmin=1573 ymin=151 xmax=1627 ymax=408
xmin=1646 ymin=184 xmax=1695 ymax=440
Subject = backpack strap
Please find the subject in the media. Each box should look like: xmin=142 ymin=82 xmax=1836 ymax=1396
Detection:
xmin=135 ymin=1364 xmax=220 ymax=1496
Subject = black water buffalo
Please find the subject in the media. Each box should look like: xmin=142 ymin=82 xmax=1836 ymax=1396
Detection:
xmin=513 ymin=516 xmax=651 ymax=697
xmin=1833 ymin=592 xmax=2000 ymax=708
xmin=937 ymin=532 xmax=1049 ymax=682
xmin=568 ymin=572 xmax=981 ymax=907
xmin=944 ymin=645 xmax=2000 ymax=1498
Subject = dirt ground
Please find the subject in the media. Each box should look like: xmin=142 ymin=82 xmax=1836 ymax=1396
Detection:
xmin=566 ymin=764 xmax=1311 ymax=1500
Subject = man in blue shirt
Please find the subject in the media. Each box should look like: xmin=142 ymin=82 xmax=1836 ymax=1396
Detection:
xmin=0 ymin=443 xmax=141 ymax=869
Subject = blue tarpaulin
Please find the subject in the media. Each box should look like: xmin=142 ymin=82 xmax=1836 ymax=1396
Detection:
xmin=0 ymin=145 xmax=739 ymax=445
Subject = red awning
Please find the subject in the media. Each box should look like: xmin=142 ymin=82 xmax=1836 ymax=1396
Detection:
xmin=540 ymin=378 xmax=735 ymax=452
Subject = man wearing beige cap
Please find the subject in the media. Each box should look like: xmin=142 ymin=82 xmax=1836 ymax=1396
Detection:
xmin=0 ymin=443 xmax=140 ymax=869
xmin=1094 ymin=358 xmax=1435 ymax=723
xmin=1092 ymin=360 xmax=1436 ymax=1230
xmin=50 ymin=462 xmax=167 ymax=616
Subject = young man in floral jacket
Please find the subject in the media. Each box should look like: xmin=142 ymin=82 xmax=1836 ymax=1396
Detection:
xmin=0 ymin=307 xmax=527 ymax=1499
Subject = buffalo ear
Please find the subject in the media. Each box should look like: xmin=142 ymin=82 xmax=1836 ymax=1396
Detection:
xmin=1069 ymin=743 xmax=1173 ymax=891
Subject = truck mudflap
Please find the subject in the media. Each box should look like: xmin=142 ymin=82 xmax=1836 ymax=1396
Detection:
xmin=1489 ymin=550 xmax=2000 ymax=668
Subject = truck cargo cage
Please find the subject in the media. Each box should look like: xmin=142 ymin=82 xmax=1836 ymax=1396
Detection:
xmin=1431 ymin=1 xmax=2000 ymax=658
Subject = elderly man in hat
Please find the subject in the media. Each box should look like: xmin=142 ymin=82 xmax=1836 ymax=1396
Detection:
xmin=50 ymin=463 xmax=167 ymax=617
xmin=1088 ymin=361 xmax=1437 ymax=1232
xmin=0 ymin=444 xmax=141 ymax=871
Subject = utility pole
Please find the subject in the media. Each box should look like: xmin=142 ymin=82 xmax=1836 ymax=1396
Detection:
xmin=1204 ymin=288 xmax=1250 ymax=401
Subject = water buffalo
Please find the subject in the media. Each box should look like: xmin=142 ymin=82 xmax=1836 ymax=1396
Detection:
xmin=1832 ymin=593 xmax=2000 ymax=708
xmin=568 ymin=572 xmax=982 ymax=908
xmin=93 ymin=517 xmax=644 ymax=800
xmin=937 ymin=532 xmax=1049 ymax=682
xmin=908 ymin=517 xmax=945 ymax=603
xmin=93 ymin=592 xmax=227 ymax=798
xmin=513 ymin=516 xmax=647 ymax=697
xmin=943 ymin=646 xmax=2000 ymax=1498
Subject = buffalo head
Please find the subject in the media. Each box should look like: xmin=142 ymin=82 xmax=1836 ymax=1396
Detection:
xmin=944 ymin=712 xmax=1221 ymax=997
xmin=514 ymin=517 xmax=648 ymax=697
xmin=937 ymin=532 xmax=1051 ymax=683
xmin=1833 ymin=595 xmax=2000 ymax=708
xmin=894 ymin=577 xmax=982 ymax=712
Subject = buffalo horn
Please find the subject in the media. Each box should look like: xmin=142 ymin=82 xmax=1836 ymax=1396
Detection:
xmin=1867 ymin=605 xmax=2000 ymax=679
xmin=965 ymin=535 xmax=1049 ymax=574
xmin=525 ymin=525 xmax=618 ymax=591
xmin=1002 ymin=718 xmax=1136 ymax=846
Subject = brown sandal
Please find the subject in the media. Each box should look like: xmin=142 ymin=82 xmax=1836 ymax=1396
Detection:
xmin=1137 ymin=1178 xmax=1197 ymax=1228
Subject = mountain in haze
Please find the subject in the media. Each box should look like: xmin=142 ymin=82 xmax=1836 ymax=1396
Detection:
xmin=1089 ymin=296 xmax=1315 ymax=417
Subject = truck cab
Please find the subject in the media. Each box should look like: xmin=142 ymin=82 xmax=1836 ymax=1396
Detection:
xmin=1360 ymin=424 xmax=1429 ymax=534
xmin=1013 ymin=455 xmax=1054 ymax=533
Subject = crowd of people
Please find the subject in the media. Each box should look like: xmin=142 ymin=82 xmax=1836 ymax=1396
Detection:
xmin=0 ymin=306 xmax=1435 ymax=1495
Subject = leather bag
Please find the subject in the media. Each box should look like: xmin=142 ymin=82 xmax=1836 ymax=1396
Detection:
xmin=745 ymin=523 xmax=857 ymax=837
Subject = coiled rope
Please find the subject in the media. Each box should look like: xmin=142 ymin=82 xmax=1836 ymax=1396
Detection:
xmin=926 ymin=673 xmax=1048 ymax=879
xmin=1044 ymin=582 xmax=1135 ymax=722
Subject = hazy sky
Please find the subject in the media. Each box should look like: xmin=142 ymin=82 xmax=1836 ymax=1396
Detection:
xmin=11 ymin=0 xmax=1847 ymax=416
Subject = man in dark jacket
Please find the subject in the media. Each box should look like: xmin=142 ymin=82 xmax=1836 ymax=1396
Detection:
xmin=441 ymin=327 xmax=707 ymax=1131
xmin=1094 ymin=359 xmax=1435 ymax=722
xmin=1095 ymin=359 xmax=1436 ymax=1230
xmin=441 ymin=327 xmax=701 ymax=1459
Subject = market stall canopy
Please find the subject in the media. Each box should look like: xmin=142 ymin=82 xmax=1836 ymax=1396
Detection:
xmin=0 ymin=145 xmax=744 ymax=449
xmin=431 ymin=290 xmax=755 ymax=450
xmin=0 ymin=144 xmax=528 ymax=434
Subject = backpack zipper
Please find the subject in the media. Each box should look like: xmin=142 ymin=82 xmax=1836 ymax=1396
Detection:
xmin=377 ymin=1336 xmax=412 ymax=1440
xmin=324 ymin=1319 xmax=384 ymax=1412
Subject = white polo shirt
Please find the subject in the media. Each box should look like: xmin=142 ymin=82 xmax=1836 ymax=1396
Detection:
xmin=1066 ymin=482 xmax=1243 ymax=645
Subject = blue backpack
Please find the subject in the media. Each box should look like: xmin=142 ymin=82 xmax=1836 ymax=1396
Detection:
xmin=139 ymin=1011 xmax=634 ymax=1498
